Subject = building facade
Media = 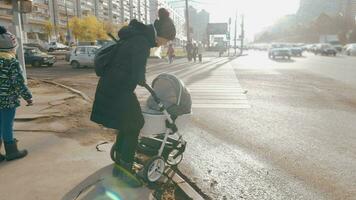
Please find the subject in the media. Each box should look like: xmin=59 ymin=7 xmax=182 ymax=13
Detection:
xmin=0 ymin=0 xmax=152 ymax=42
xmin=297 ymin=0 xmax=344 ymax=22
xmin=188 ymin=6 xmax=209 ymax=42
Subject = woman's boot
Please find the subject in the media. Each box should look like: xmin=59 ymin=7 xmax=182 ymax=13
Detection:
xmin=0 ymin=140 xmax=5 ymax=162
xmin=4 ymin=139 xmax=28 ymax=161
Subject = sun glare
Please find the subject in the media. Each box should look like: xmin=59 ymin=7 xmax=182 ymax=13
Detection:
xmin=200 ymin=0 xmax=300 ymax=38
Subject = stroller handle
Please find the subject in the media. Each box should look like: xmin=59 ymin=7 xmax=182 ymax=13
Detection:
xmin=142 ymin=83 xmax=175 ymax=125
xmin=142 ymin=83 xmax=161 ymax=105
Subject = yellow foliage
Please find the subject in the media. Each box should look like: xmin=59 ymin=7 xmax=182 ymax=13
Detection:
xmin=69 ymin=16 xmax=110 ymax=42
xmin=42 ymin=21 xmax=54 ymax=39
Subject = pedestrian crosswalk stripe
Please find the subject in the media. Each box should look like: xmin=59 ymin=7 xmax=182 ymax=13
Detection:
xmin=136 ymin=57 xmax=250 ymax=109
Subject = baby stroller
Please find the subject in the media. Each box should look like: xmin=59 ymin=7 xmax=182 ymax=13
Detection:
xmin=111 ymin=74 xmax=192 ymax=183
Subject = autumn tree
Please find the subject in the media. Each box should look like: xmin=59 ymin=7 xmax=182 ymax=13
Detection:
xmin=69 ymin=17 xmax=82 ymax=42
xmin=103 ymin=22 xmax=123 ymax=36
xmin=69 ymin=16 xmax=108 ymax=42
xmin=43 ymin=21 xmax=54 ymax=42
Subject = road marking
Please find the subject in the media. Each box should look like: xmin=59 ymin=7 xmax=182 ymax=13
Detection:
xmin=136 ymin=58 xmax=250 ymax=109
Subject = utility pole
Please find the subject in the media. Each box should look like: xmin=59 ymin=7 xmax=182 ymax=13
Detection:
xmin=64 ymin=0 xmax=71 ymax=43
xmin=227 ymin=17 xmax=231 ymax=56
xmin=12 ymin=0 xmax=27 ymax=83
xmin=240 ymin=15 xmax=244 ymax=56
xmin=234 ymin=11 xmax=237 ymax=56
xmin=185 ymin=0 xmax=191 ymax=42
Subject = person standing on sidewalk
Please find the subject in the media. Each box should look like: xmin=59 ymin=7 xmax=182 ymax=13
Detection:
xmin=197 ymin=42 xmax=204 ymax=63
xmin=192 ymin=43 xmax=198 ymax=62
xmin=91 ymin=8 xmax=176 ymax=172
xmin=186 ymin=41 xmax=193 ymax=62
xmin=0 ymin=26 xmax=32 ymax=162
xmin=166 ymin=43 xmax=175 ymax=64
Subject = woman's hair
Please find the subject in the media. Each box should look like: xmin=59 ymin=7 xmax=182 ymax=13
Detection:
xmin=154 ymin=8 xmax=176 ymax=41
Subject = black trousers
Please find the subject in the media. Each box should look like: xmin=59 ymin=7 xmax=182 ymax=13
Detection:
xmin=115 ymin=127 xmax=141 ymax=164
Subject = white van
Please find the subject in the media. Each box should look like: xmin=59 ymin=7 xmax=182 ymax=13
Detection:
xmin=70 ymin=46 xmax=99 ymax=68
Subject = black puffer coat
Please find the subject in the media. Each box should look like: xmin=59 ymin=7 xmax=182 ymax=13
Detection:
xmin=91 ymin=20 xmax=156 ymax=131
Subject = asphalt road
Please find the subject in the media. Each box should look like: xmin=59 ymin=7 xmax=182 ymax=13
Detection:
xmin=27 ymin=52 xmax=356 ymax=200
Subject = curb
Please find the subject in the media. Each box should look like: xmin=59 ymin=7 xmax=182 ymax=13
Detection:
xmin=36 ymin=79 xmax=92 ymax=102
xmin=164 ymin=168 xmax=207 ymax=200
xmin=172 ymin=173 xmax=205 ymax=200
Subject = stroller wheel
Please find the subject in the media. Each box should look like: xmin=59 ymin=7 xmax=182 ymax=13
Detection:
xmin=110 ymin=144 xmax=120 ymax=164
xmin=166 ymin=149 xmax=183 ymax=166
xmin=144 ymin=156 xmax=165 ymax=183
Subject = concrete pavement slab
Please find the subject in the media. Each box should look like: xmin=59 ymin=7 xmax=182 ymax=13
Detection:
xmin=0 ymin=132 xmax=115 ymax=200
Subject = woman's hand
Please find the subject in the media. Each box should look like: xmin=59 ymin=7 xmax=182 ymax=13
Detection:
xmin=26 ymin=99 xmax=33 ymax=106
xmin=138 ymin=80 xmax=146 ymax=87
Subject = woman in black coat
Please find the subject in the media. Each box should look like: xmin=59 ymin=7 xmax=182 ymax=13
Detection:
xmin=91 ymin=8 xmax=176 ymax=170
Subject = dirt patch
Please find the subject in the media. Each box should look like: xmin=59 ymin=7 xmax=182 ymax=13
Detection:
xmin=16 ymin=79 xmax=115 ymax=146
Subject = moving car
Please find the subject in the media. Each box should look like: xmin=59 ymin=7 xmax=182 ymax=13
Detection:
xmin=24 ymin=47 xmax=56 ymax=67
xmin=268 ymin=48 xmax=291 ymax=60
xmin=70 ymin=46 xmax=99 ymax=68
xmin=314 ymin=44 xmax=337 ymax=56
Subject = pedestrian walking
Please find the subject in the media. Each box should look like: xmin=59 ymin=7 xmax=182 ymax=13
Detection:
xmin=197 ymin=43 xmax=204 ymax=63
xmin=166 ymin=43 xmax=175 ymax=64
xmin=0 ymin=26 xmax=32 ymax=162
xmin=192 ymin=43 xmax=198 ymax=62
xmin=186 ymin=41 xmax=193 ymax=62
xmin=91 ymin=8 xmax=176 ymax=172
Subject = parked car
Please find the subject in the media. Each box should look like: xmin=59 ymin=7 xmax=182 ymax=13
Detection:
xmin=24 ymin=47 xmax=56 ymax=67
xmin=290 ymin=47 xmax=303 ymax=57
xmin=268 ymin=48 xmax=291 ymax=60
xmin=343 ymin=44 xmax=356 ymax=56
xmin=45 ymin=41 xmax=69 ymax=52
xmin=332 ymin=44 xmax=343 ymax=52
xmin=314 ymin=44 xmax=337 ymax=56
xmin=24 ymin=43 xmax=47 ymax=52
xmin=70 ymin=46 xmax=99 ymax=68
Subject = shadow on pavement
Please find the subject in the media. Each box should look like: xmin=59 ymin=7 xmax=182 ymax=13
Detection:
xmin=62 ymin=164 xmax=152 ymax=200
xmin=272 ymin=58 xmax=296 ymax=63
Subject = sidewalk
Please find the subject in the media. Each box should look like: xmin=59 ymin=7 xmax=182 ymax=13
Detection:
xmin=0 ymin=79 xmax=152 ymax=200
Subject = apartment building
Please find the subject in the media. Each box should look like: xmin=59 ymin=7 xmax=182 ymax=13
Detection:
xmin=76 ymin=0 xmax=96 ymax=17
xmin=110 ymin=0 xmax=123 ymax=24
xmin=95 ymin=0 xmax=110 ymax=22
xmin=0 ymin=0 xmax=177 ymax=42
xmin=0 ymin=0 xmax=52 ymax=41
xmin=349 ymin=0 xmax=356 ymax=22
xmin=297 ymin=0 xmax=344 ymax=22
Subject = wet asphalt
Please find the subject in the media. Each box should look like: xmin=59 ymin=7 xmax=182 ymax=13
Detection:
xmin=27 ymin=51 xmax=356 ymax=200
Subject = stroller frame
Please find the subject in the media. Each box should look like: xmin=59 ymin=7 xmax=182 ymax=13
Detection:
xmin=111 ymin=83 xmax=187 ymax=183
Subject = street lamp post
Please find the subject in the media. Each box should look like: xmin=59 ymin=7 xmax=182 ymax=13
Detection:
xmin=12 ymin=0 xmax=27 ymax=83
xmin=240 ymin=15 xmax=244 ymax=55
xmin=234 ymin=11 xmax=237 ymax=55
xmin=185 ymin=0 xmax=190 ymax=42
xmin=228 ymin=17 xmax=231 ymax=56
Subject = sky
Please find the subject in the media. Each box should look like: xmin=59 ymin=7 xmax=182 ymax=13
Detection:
xmin=189 ymin=0 xmax=301 ymax=39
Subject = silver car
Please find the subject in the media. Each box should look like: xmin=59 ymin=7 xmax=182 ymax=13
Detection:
xmin=70 ymin=46 xmax=99 ymax=68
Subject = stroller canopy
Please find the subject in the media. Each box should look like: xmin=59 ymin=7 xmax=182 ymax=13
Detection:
xmin=147 ymin=74 xmax=192 ymax=116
